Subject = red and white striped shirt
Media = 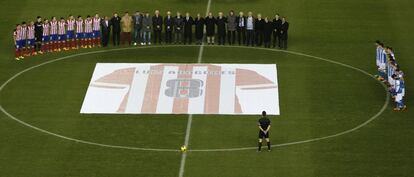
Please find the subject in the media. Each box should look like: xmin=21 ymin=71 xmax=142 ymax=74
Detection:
xmin=42 ymin=23 xmax=50 ymax=36
xmin=93 ymin=17 xmax=101 ymax=31
xmin=84 ymin=19 xmax=93 ymax=33
xmin=67 ymin=19 xmax=75 ymax=31
xmin=27 ymin=25 xmax=35 ymax=39
xmin=50 ymin=21 xmax=58 ymax=35
xmin=20 ymin=26 xmax=27 ymax=40
xmin=15 ymin=28 xmax=22 ymax=41
xmin=58 ymin=21 xmax=66 ymax=35
xmin=76 ymin=19 xmax=83 ymax=33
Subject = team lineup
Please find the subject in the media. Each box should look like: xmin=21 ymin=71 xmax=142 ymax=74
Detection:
xmin=12 ymin=10 xmax=289 ymax=60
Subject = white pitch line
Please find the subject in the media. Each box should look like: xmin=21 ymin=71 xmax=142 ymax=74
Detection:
xmin=0 ymin=45 xmax=389 ymax=153
xmin=178 ymin=0 xmax=212 ymax=176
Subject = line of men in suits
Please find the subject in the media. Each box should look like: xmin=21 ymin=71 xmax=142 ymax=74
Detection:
xmin=375 ymin=40 xmax=406 ymax=111
xmin=126 ymin=10 xmax=289 ymax=48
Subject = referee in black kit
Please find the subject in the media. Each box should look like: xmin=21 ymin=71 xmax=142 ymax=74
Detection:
xmin=258 ymin=111 xmax=271 ymax=152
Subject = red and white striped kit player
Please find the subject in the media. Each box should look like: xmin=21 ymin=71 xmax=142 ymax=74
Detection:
xmin=26 ymin=25 xmax=36 ymax=55
xmin=20 ymin=25 xmax=27 ymax=41
xmin=67 ymin=19 xmax=75 ymax=31
xmin=14 ymin=26 xmax=23 ymax=59
xmin=42 ymin=22 xmax=50 ymax=52
xmin=93 ymin=17 xmax=101 ymax=46
xmin=66 ymin=18 xmax=76 ymax=49
xmin=50 ymin=20 xmax=58 ymax=51
xmin=84 ymin=18 xmax=93 ymax=48
xmin=75 ymin=18 xmax=84 ymax=48
xmin=58 ymin=20 xmax=66 ymax=50
xmin=84 ymin=19 xmax=93 ymax=34
xmin=93 ymin=17 xmax=101 ymax=31
xmin=42 ymin=22 xmax=50 ymax=37
xmin=27 ymin=25 xmax=35 ymax=40
xmin=58 ymin=21 xmax=66 ymax=35
xmin=50 ymin=20 xmax=58 ymax=36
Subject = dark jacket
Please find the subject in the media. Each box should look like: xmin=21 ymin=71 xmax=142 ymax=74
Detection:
xmin=174 ymin=16 xmax=184 ymax=32
xmin=205 ymin=16 xmax=216 ymax=36
xmin=111 ymin=16 xmax=121 ymax=32
xmin=183 ymin=16 xmax=194 ymax=34
xmin=152 ymin=15 xmax=163 ymax=31
xmin=255 ymin=18 xmax=264 ymax=32
xmin=101 ymin=19 xmax=111 ymax=34
xmin=280 ymin=21 xmax=289 ymax=39
xmin=236 ymin=16 xmax=246 ymax=30
xmin=133 ymin=14 xmax=142 ymax=29
xmin=272 ymin=18 xmax=282 ymax=34
xmin=34 ymin=21 xmax=43 ymax=39
xmin=263 ymin=21 xmax=273 ymax=42
xmin=194 ymin=17 xmax=204 ymax=39
xmin=164 ymin=15 xmax=174 ymax=32
xmin=216 ymin=16 xmax=227 ymax=35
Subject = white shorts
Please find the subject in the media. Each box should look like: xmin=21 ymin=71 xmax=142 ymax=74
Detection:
xmin=395 ymin=93 xmax=403 ymax=102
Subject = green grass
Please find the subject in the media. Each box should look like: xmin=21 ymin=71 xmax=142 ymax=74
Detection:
xmin=0 ymin=0 xmax=413 ymax=177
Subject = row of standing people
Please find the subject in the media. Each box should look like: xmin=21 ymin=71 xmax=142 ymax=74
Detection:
xmin=12 ymin=10 xmax=289 ymax=60
xmin=375 ymin=40 xmax=406 ymax=111
xmin=128 ymin=10 xmax=289 ymax=48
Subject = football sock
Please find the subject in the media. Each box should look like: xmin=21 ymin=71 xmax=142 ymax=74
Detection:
xmin=267 ymin=142 xmax=271 ymax=150
xmin=258 ymin=142 xmax=262 ymax=151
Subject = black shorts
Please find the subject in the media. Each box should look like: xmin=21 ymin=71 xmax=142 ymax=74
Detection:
xmin=259 ymin=131 xmax=269 ymax=139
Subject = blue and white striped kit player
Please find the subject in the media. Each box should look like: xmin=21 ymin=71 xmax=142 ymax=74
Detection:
xmin=394 ymin=78 xmax=405 ymax=109
xmin=377 ymin=47 xmax=387 ymax=79
xmin=387 ymin=62 xmax=395 ymax=86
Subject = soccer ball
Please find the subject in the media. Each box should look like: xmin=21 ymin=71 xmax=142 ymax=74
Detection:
xmin=180 ymin=145 xmax=187 ymax=152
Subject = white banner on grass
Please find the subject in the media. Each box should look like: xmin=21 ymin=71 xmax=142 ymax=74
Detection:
xmin=80 ymin=63 xmax=280 ymax=115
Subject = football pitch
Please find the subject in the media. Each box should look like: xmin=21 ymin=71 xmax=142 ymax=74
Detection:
xmin=0 ymin=0 xmax=413 ymax=176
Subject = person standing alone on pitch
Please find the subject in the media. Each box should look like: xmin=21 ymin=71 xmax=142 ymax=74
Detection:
xmin=258 ymin=111 xmax=271 ymax=152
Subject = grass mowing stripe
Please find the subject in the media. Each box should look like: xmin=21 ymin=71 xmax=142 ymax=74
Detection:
xmin=178 ymin=0 xmax=212 ymax=176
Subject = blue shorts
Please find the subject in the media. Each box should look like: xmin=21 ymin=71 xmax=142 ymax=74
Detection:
xmin=19 ymin=40 xmax=27 ymax=47
xmin=76 ymin=33 xmax=84 ymax=39
xmin=50 ymin=34 xmax=59 ymax=41
xmin=58 ymin=34 xmax=66 ymax=41
xmin=85 ymin=32 xmax=93 ymax=38
xmin=93 ymin=31 xmax=101 ymax=38
xmin=67 ymin=31 xmax=75 ymax=39
xmin=16 ymin=40 xmax=23 ymax=49
xmin=27 ymin=39 xmax=36 ymax=46
xmin=42 ymin=36 xmax=50 ymax=43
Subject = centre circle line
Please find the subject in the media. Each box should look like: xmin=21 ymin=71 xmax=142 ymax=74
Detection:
xmin=0 ymin=45 xmax=389 ymax=152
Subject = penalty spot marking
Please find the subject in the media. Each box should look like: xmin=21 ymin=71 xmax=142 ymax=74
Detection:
xmin=0 ymin=45 xmax=389 ymax=152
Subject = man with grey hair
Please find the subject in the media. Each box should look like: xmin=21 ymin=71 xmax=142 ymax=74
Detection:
xmin=246 ymin=12 xmax=255 ymax=46
xmin=174 ymin=12 xmax=184 ymax=44
xmin=227 ymin=10 xmax=237 ymax=45
xmin=152 ymin=10 xmax=163 ymax=44
xmin=164 ymin=11 xmax=174 ymax=44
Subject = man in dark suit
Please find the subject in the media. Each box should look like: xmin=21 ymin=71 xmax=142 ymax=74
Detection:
xmin=101 ymin=16 xmax=111 ymax=47
xmin=152 ymin=10 xmax=163 ymax=44
xmin=205 ymin=12 xmax=216 ymax=45
xmin=255 ymin=14 xmax=264 ymax=47
xmin=164 ymin=11 xmax=174 ymax=44
xmin=111 ymin=13 xmax=121 ymax=46
xmin=183 ymin=12 xmax=194 ymax=44
xmin=263 ymin=17 xmax=273 ymax=48
xmin=236 ymin=12 xmax=246 ymax=45
xmin=216 ymin=12 xmax=227 ymax=45
xmin=279 ymin=17 xmax=289 ymax=49
xmin=194 ymin=13 xmax=204 ymax=45
xmin=272 ymin=14 xmax=282 ymax=48
xmin=174 ymin=12 xmax=184 ymax=44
